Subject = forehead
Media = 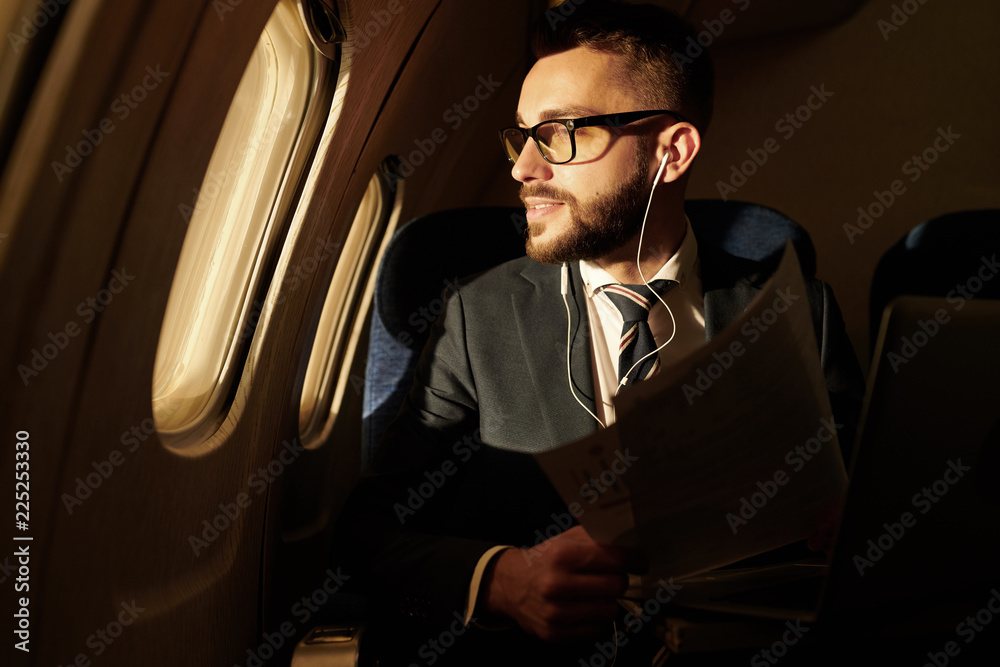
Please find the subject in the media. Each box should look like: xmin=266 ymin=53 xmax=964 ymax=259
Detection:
xmin=516 ymin=47 xmax=637 ymax=126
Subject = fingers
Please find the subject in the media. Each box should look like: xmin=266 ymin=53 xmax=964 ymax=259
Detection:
xmin=519 ymin=598 xmax=621 ymax=642
xmin=537 ymin=571 xmax=628 ymax=602
xmin=550 ymin=526 xmax=629 ymax=573
xmin=529 ymin=616 xmax=615 ymax=643
xmin=489 ymin=526 xmax=635 ymax=642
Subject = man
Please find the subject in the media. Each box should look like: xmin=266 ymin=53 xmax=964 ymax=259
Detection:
xmin=335 ymin=1 xmax=864 ymax=662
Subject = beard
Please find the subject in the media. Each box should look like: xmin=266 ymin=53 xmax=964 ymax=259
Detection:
xmin=521 ymin=147 xmax=650 ymax=264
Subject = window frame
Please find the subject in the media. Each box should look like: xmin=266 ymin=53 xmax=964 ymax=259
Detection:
xmin=152 ymin=0 xmax=342 ymax=448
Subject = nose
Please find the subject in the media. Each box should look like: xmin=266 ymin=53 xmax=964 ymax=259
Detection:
xmin=511 ymin=139 xmax=552 ymax=183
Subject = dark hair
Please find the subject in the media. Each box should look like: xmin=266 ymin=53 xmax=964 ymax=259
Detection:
xmin=532 ymin=1 xmax=715 ymax=132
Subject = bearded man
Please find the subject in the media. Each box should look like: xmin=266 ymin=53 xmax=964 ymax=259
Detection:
xmin=335 ymin=2 xmax=864 ymax=663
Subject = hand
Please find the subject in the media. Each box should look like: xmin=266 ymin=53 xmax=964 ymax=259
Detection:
xmin=481 ymin=526 xmax=628 ymax=642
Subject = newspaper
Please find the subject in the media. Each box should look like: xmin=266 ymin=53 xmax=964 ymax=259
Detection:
xmin=534 ymin=242 xmax=847 ymax=595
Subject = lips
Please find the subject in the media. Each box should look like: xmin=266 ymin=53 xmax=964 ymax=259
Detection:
xmin=523 ymin=199 xmax=564 ymax=222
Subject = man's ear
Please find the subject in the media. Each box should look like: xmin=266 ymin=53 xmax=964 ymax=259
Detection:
xmin=655 ymin=123 xmax=701 ymax=183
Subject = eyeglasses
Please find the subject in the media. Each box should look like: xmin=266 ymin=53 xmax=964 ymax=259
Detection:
xmin=499 ymin=110 xmax=687 ymax=165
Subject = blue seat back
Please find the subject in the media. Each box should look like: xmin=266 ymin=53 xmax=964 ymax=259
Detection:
xmin=869 ymin=209 xmax=1000 ymax=347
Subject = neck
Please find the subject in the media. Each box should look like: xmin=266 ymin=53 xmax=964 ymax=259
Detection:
xmin=593 ymin=203 xmax=686 ymax=284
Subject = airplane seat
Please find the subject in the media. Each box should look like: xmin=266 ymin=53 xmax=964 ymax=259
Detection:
xmin=868 ymin=209 xmax=1000 ymax=349
xmin=361 ymin=200 xmax=815 ymax=464
xmin=306 ymin=200 xmax=815 ymax=665
xmin=684 ymin=198 xmax=817 ymax=279
xmin=362 ymin=207 xmax=528 ymax=465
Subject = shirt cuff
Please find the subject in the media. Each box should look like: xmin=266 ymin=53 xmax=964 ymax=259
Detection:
xmin=463 ymin=545 xmax=515 ymax=629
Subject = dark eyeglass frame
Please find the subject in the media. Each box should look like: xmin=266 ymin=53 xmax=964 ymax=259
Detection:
xmin=499 ymin=109 xmax=688 ymax=165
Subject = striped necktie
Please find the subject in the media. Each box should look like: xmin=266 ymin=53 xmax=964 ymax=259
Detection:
xmin=602 ymin=279 xmax=678 ymax=387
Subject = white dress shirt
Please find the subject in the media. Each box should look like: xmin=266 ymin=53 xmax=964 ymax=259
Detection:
xmin=464 ymin=219 xmax=707 ymax=625
xmin=580 ymin=219 xmax=706 ymax=426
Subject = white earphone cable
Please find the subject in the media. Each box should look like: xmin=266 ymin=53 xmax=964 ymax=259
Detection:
xmin=614 ymin=153 xmax=677 ymax=396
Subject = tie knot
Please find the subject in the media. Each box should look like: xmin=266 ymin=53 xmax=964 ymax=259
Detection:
xmin=603 ymin=279 xmax=677 ymax=322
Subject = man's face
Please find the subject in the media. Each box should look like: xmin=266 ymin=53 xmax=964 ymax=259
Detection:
xmin=513 ymin=47 xmax=654 ymax=264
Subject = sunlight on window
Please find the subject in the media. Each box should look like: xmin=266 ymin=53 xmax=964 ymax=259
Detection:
xmin=153 ymin=0 xmax=312 ymax=442
xmin=299 ymin=168 xmax=402 ymax=447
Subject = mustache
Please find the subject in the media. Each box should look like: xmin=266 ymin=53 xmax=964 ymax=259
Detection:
xmin=519 ymin=184 xmax=577 ymax=206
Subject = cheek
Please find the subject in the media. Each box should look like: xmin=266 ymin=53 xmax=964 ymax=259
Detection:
xmin=572 ymin=128 xmax=615 ymax=162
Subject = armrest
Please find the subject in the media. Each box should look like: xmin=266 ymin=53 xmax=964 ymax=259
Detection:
xmin=291 ymin=625 xmax=365 ymax=667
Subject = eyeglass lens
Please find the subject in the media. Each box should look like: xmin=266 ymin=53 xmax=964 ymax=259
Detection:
xmin=503 ymin=122 xmax=573 ymax=164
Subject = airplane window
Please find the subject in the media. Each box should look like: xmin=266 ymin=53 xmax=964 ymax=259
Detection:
xmin=299 ymin=163 xmax=403 ymax=448
xmin=153 ymin=0 xmax=317 ymax=444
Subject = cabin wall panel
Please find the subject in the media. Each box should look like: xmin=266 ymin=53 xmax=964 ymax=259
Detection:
xmin=42 ymin=0 xmax=450 ymax=663
xmin=688 ymin=0 xmax=1000 ymax=366
xmin=0 ymin=0 xmax=287 ymax=664
xmin=373 ymin=0 xmax=532 ymax=221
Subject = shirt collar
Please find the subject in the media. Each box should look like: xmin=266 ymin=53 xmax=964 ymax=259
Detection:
xmin=579 ymin=217 xmax=700 ymax=296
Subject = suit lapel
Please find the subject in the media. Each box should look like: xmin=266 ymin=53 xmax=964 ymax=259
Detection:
xmin=506 ymin=247 xmax=766 ymax=451
xmin=512 ymin=261 xmax=598 ymax=450
xmin=699 ymin=243 xmax=769 ymax=340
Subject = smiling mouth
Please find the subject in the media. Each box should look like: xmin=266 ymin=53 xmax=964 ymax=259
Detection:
xmin=525 ymin=202 xmax=563 ymax=221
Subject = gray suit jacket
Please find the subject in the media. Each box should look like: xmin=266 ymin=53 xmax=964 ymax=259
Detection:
xmin=335 ymin=244 xmax=864 ymax=631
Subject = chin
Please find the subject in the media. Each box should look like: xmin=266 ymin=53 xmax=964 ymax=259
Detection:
xmin=524 ymin=224 xmax=556 ymax=258
xmin=525 ymin=238 xmax=556 ymax=264
xmin=525 ymin=234 xmax=566 ymax=264
xmin=525 ymin=234 xmax=589 ymax=264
